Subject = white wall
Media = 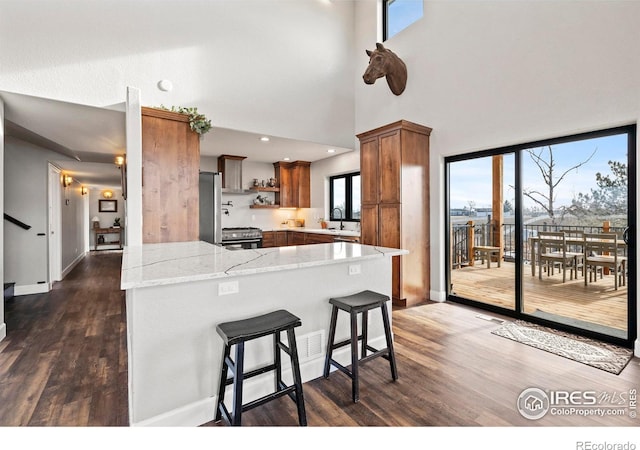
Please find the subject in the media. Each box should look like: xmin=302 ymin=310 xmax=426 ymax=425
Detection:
xmin=0 ymin=97 xmax=5 ymax=342
xmin=354 ymin=1 xmax=640 ymax=348
xmin=0 ymin=0 xmax=356 ymax=149
xmin=4 ymin=137 xmax=58 ymax=292
xmin=3 ymin=136 xmax=85 ymax=293
xmin=60 ymin=180 xmax=87 ymax=276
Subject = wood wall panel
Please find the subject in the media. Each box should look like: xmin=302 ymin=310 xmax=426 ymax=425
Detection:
xmin=360 ymin=139 xmax=379 ymax=205
xmin=360 ymin=204 xmax=379 ymax=246
xmin=378 ymin=132 xmax=401 ymax=204
xmin=141 ymin=107 xmax=200 ymax=244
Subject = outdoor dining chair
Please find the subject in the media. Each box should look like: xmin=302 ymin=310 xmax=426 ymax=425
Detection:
xmin=583 ymin=232 xmax=627 ymax=290
xmin=538 ymin=231 xmax=577 ymax=283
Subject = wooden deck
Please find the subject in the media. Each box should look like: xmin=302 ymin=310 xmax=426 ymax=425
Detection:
xmin=450 ymin=261 xmax=628 ymax=335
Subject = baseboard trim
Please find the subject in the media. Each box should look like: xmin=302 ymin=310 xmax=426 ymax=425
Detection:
xmin=430 ymin=290 xmax=446 ymax=302
xmin=132 ymin=397 xmax=215 ymax=427
xmin=61 ymin=252 xmax=86 ymax=279
xmin=0 ymin=323 xmax=6 ymax=342
xmin=14 ymin=283 xmax=50 ymax=296
xmin=131 ymin=336 xmax=386 ymax=427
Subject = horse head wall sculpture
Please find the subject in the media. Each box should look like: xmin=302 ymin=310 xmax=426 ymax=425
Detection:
xmin=363 ymin=42 xmax=407 ymax=96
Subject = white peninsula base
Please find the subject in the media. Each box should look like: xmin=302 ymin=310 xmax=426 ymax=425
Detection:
xmin=121 ymin=241 xmax=407 ymax=426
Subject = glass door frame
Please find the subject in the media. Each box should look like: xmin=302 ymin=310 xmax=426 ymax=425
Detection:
xmin=445 ymin=124 xmax=637 ymax=349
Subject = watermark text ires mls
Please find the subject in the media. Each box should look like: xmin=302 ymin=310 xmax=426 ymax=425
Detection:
xmin=517 ymin=387 xmax=637 ymax=420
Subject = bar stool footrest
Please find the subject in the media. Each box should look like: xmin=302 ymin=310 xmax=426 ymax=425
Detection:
xmin=329 ymin=335 xmax=364 ymax=351
xmin=223 ymin=363 xmax=278 ymax=386
xmin=241 ymin=385 xmax=297 ymax=413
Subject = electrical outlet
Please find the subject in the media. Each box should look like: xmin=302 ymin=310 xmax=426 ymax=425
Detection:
xmin=348 ymin=264 xmax=361 ymax=275
xmin=218 ymin=280 xmax=239 ymax=296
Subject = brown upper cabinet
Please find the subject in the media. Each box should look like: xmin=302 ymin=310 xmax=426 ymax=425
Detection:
xmin=273 ymin=161 xmax=311 ymax=208
xmin=141 ymin=107 xmax=200 ymax=244
xmin=357 ymin=120 xmax=432 ymax=307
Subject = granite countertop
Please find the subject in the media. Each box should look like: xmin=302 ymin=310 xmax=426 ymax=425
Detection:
xmin=121 ymin=240 xmax=406 ymax=290
xmin=264 ymin=227 xmax=360 ymax=237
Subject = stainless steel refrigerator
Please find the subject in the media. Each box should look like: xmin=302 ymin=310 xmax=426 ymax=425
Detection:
xmin=199 ymin=172 xmax=222 ymax=245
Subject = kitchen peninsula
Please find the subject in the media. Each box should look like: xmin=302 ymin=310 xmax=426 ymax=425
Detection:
xmin=121 ymin=240 xmax=407 ymax=426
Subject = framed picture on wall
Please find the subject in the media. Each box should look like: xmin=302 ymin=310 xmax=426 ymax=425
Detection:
xmin=99 ymin=199 xmax=118 ymax=212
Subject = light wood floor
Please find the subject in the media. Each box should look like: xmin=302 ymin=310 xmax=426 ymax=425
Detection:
xmin=451 ymin=261 xmax=628 ymax=334
xmin=1 ymin=253 xmax=638 ymax=427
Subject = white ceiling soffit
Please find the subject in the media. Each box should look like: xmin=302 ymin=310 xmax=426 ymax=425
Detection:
xmin=0 ymin=90 xmax=126 ymax=163
xmin=201 ymin=127 xmax=353 ymax=163
xmin=4 ymin=119 xmax=79 ymax=160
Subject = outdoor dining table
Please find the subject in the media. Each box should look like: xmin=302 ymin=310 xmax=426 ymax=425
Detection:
xmin=528 ymin=235 xmax=626 ymax=277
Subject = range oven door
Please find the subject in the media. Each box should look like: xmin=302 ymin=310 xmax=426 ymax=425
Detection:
xmin=222 ymin=239 xmax=262 ymax=250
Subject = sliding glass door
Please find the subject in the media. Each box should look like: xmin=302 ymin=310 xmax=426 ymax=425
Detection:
xmin=448 ymin=153 xmax=516 ymax=310
xmin=446 ymin=125 xmax=636 ymax=347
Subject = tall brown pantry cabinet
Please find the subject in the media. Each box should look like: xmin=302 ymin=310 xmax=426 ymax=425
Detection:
xmin=357 ymin=120 xmax=431 ymax=307
xmin=141 ymin=107 xmax=200 ymax=243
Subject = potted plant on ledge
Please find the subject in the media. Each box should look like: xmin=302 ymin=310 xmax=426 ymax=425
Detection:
xmin=153 ymin=105 xmax=212 ymax=136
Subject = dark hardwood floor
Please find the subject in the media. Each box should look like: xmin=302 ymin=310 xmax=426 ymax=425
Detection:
xmin=0 ymin=252 xmax=127 ymax=426
xmin=1 ymin=252 xmax=638 ymax=427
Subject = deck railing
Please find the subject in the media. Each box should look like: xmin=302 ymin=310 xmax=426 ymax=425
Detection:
xmin=451 ymin=220 xmax=625 ymax=268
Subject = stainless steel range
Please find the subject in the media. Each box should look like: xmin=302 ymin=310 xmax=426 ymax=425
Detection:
xmin=221 ymin=227 xmax=263 ymax=250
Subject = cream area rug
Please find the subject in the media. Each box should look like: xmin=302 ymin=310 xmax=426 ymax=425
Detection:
xmin=491 ymin=320 xmax=633 ymax=374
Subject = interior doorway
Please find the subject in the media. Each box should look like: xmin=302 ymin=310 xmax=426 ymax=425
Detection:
xmin=48 ymin=163 xmax=62 ymax=287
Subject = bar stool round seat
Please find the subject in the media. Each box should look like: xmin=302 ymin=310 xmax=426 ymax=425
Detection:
xmin=323 ymin=290 xmax=398 ymax=403
xmin=214 ymin=309 xmax=307 ymax=426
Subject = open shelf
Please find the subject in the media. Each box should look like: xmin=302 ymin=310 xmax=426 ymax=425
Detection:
xmin=250 ymin=204 xmax=280 ymax=209
xmin=250 ymin=187 xmax=280 ymax=192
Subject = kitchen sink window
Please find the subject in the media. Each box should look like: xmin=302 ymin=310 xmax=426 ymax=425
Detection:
xmin=330 ymin=172 xmax=361 ymax=222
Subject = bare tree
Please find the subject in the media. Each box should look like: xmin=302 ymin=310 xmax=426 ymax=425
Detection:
xmin=523 ymin=146 xmax=596 ymax=224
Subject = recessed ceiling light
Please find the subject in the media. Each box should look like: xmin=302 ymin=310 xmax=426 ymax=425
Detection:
xmin=260 ymin=136 xmax=270 ymax=142
xmin=283 ymin=157 xmax=291 ymax=161
xmin=327 ymin=149 xmax=336 ymax=153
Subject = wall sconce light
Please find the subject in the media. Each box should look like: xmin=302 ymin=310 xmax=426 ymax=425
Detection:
xmin=103 ymin=190 xmax=114 ymax=199
xmin=116 ymin=154 xmax=127 ymax=200
xmin=62 ymin=174 xmax=73 ymax=187
xmin=81 ymin=186 xmax=88 ymax=195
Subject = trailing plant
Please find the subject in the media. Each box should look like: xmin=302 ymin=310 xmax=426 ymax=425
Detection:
xmin=156 ymin=105 xmax=212 ymax=135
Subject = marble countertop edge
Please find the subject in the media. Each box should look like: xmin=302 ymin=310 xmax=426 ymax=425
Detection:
xmin=121 ymin=242 xmax=407 ymax=290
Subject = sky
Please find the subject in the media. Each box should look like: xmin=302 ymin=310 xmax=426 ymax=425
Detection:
xmin=386 ymin=0 xmax=424 ymax=39
xmin=449 ymin=132 xmax=629 ymax=211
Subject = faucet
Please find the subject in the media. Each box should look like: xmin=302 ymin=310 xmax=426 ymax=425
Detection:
xmin=331 ymin=207 xmax=344 ymax=230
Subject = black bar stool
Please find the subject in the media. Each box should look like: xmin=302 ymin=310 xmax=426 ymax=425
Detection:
xmin=214 ymin=309 xmax=307 ymax=426
xmin=323 ymin=290 xmax=398 ymax=403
